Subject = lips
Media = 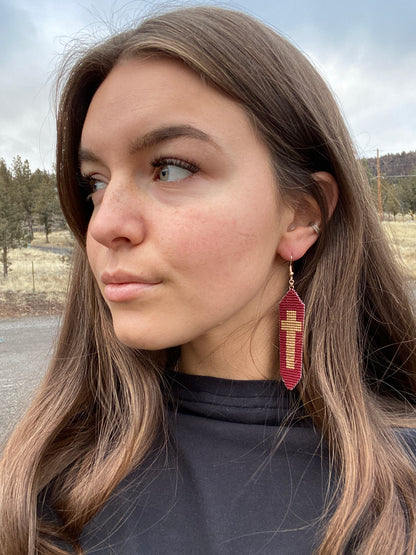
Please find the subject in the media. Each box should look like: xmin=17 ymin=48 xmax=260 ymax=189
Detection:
xmin=101 ymin=270 xmax=161 ymax=285
xmin=101 ymin=271 xmax=161 ymax=302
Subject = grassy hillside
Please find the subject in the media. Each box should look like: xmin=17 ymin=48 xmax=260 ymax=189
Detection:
xmin=365 ymin=151 xmax=416 ymax=177
xmin=382 ymin=220 xmax=416 ymax=279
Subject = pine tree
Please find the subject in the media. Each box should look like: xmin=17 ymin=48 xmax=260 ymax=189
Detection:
xmin=381 ymin=179 xmax=402 ymax=219
xmin=32 ymin=169 xmax=60 ymax=243
xmin=397 ymin=166 xmax=416 ymax=215
xmin=0 ymin=159 xmax=28 ymax=277
xmin=12 ymin=155 xmax=35 ymax=241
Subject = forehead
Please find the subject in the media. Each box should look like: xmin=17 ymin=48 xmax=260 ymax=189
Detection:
xmin=80 ymin=56 xmax=257 ymax=149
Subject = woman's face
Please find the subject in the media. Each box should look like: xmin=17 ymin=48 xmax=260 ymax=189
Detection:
xmin=81 ymin=57 xmax=293 ymax=351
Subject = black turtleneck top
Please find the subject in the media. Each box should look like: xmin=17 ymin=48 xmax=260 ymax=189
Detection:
xmin=81 ymin=371 xmax=332 ymax=554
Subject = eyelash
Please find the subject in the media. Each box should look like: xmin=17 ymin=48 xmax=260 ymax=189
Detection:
xmin=151 ymin=157 xmax=199 ymax=177
xmin=78 ymin=157 xmax=200 ymax=200
xmin=78 ymin=174 xmax=100 ymax=200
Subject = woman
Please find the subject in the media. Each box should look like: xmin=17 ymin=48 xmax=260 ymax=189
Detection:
xmin=1 ymin=6 xmax=416 ymax=554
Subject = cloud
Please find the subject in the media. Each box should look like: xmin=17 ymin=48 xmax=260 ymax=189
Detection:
xmin=0 ymin=0 xmax=56 ymax=168
xmin=303 ymin=35 xmax=416 ymax=157
xmin=0 ymin=0 xmax=159 ymax=169
xmin=262 ymin=0 xmax=416 ymax=158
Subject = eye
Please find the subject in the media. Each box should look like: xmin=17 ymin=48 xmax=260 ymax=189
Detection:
xmin=159 ymin=165 xmax=191 ymax=182
xmin=79 ymin=174 xmax=107 ymax=201
xmin=152 ymin=158 xmax=199 ymax=183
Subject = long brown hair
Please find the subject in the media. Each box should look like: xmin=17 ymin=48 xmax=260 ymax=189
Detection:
xmin=1 ymin=6 xmax=416 ymax=554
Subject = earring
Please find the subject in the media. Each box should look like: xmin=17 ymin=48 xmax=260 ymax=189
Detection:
xmin=310 ymin=223 xmax=320 ymax=235
xmin=279 ymin=257 xmax=305 ymax=390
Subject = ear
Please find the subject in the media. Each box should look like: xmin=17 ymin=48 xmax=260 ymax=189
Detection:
xmin=277 ymin=171 xmax=338 ymax=261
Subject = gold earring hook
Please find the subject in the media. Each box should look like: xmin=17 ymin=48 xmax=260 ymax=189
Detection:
xmin=289 ymin=256 xmax=294 ymax=290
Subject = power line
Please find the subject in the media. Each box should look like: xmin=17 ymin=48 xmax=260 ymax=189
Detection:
xmin=369 ymin=175 xmax=416 ymax=180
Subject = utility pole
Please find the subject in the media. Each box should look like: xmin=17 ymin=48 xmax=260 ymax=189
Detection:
xmin=377 ymin=149 xmax=383 ymax=220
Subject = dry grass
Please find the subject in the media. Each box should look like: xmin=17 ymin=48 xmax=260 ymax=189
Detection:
xmin=0 ymin=221 xmax=415 ymax=318
xmin=382 ymin=220 xmax=416 ymax=279
xmin=0 ymin=231 xmax=73 ymax=298
xmin=30 ymin=230 xmax=74 ymax=249
xmin=0 ymin=231 xmax=74 ymax=317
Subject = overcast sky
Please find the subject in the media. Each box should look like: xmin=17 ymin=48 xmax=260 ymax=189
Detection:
xmin=1 ymin=0 xmax=415 ymax=171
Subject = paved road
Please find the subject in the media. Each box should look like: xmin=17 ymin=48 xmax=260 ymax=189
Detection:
xmin=0 ymin=316 xmax=60 ymax=444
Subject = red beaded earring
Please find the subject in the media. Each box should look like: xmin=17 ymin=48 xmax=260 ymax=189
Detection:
xmin=278 ymin=257 xmax=305 ymax=390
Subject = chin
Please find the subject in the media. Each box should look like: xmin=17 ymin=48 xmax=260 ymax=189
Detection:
xmin=111 ymin=321 xmax=174 ymax=351
xmin=114 ymin=331 xmax=165 ymax=351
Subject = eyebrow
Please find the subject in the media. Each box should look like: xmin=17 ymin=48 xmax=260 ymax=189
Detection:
xmin=78 ymin=124 xmax=220 ymax=164
xmin=129 ymin=125 xmax=219 ymax=154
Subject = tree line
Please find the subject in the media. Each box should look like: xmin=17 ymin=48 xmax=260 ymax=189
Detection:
xmin=1 ymin=153 xmax=415 ymax=279
xmin=365 ymin=150 xmax=416 ymax=177
xmin=0 ymin=156 xmax=64 ymax=278
xmin=363 ymin=160 xmax=416 ymax=219
xmin=370 ymin=172 xmax=416 ymax=218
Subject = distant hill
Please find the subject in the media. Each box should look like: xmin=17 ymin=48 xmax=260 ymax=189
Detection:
xmin=364 ymin=151 xmax=416 ymax=178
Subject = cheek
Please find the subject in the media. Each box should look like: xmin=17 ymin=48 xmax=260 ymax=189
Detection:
xmin=85 ymin=233 xmax=94 ymax=266
xmin=85 ymin=232 xmax=102 ymax=282
xmin=86 ymin=230 xmax=95 ymax=255
xmin=164 ymin=201 xmax=280 ymax=280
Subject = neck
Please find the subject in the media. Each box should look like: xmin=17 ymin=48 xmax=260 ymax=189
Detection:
xmin=179 ymin=312 xmax=279 ymax=380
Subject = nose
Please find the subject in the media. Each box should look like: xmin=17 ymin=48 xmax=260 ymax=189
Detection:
xmin=87 ymin=180 xmax=146 ymax=248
